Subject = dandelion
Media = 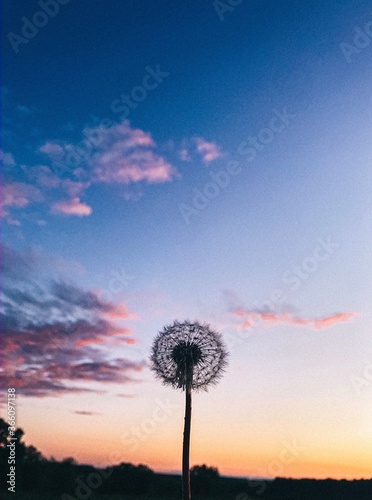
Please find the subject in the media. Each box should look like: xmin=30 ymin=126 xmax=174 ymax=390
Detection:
xmin=151 ymin=320 xmax=228 ymax=500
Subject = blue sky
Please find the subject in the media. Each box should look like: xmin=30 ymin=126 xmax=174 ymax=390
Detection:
xmin=1 ymin=0 xmax=372 ymax=478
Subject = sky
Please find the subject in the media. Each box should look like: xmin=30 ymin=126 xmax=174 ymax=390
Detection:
xmin=1 ymin=0 xmax=372 ymax=480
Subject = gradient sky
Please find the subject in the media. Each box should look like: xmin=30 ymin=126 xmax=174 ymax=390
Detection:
xmin=1 ymin=0 xmax=372 ymax=480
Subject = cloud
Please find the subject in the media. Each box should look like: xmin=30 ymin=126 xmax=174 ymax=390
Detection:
xmin=313 ymin=313 xmax=357 ymax=330
xmin=0 ymin=150 xmax=16 ymax=167
xmin=39 ymin=142 xmax=64 ymax=156
xmin=195 ymin=137 xmax=222 ymax=164
xmin=88 ymin=122 xmax=176 ymax=184
xmin=1 ymin=182 xmax=43 ymax=217
xmin=61 ymin=180 xmax=89 ymax=197
xmin=178 ymin=137 xmax=223 ymax=164
xmin=1 ymin=244 xmax=141 ymax=397
xmin=179 ymin=148 xmax=191 ymax=162
xmin=30 ymin=165 xmax=61 ymax=189
xmin=39 ymin=120 xmax=177 ymax=187
xmin=74 ymin=411 xmax=100 ymax=416
xmin=233 ymin=308 xmax=357 ymax=330
xmin=20 ymin=120 xmax=178 ymax=217
xmin=51 ymin=197 xmax=92 ymax=216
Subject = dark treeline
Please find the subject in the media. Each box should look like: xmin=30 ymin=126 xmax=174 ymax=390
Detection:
xmin=1 ymin=418 xmax=371 ymax=499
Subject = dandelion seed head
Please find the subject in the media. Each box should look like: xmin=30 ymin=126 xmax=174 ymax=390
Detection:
xmin=150 ymin=320 xmax=228 ymax=391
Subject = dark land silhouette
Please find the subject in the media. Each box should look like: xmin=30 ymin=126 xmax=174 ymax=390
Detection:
xmin=1 ymin=418 xmax=371 ymax=499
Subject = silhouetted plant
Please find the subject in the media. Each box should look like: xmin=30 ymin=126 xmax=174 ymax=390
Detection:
xmin=151 ymin=320 xmax=228 ymax=500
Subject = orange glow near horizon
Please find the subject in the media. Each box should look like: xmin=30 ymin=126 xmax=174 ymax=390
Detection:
xmin=12 ymin=393 xmax=371 ymax=482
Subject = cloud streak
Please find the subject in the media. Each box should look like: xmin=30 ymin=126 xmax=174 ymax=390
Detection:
xmin=233 ymin=309 xmax=357 ymax=330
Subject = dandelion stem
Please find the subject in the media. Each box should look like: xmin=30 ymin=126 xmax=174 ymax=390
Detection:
xmin=182 ymin=368 xmax=192 ymax=500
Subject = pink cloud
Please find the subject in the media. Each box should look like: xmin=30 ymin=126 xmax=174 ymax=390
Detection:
xmin=51 ymin=197 xmax=92 ymax=216
xmin=314 ymin=312 xmax=356 ymax=330
xmin=88 ymin=121 xmax=176 ymax=185
xmin=1 ymin=182 xmax=43 ymax=219
xmin=102 ymin=302 xmax=134 ymax=321
xmin=38 ymin=120 xmax=177 ymax=189
xmin=233 ymin=309 xmax=357 ymax=331
xmin=195 ymin=137 xmax=222 ymax=164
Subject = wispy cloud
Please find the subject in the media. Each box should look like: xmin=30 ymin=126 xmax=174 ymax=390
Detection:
xmin=0 ymin=149 xmax=16 ymax=167
xmin=1 ymin=182 xmax=43 ymax=213
xmin=195 ymin=137 xmax=222 ymax=164
xmin=51 ymin=197 xmax=92 ymax=216
xmin=1 ymin=181 xmax=43 ymax=224
xmin=1 ymin=244 xmax=141 ymax=397
xmin=233 ymin=308 xmax=357 ymax=330
xmin=178 ymin=137 xmax=223 ymax=164
xmin=74 ymin=410 xmax=101 ymax=416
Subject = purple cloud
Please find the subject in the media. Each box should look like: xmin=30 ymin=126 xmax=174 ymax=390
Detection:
xmin=1 ymin=245 xmax=142 ymax=397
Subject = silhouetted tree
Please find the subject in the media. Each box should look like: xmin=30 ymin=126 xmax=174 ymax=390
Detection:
xmin=151 ymin=320 xmax=228 ymax=500
xmin=191 ymin=464 xmax=220 ymax=494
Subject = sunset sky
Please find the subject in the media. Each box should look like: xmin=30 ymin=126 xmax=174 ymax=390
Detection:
xmin=1 ymin=0 xmax=372 ymax=480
